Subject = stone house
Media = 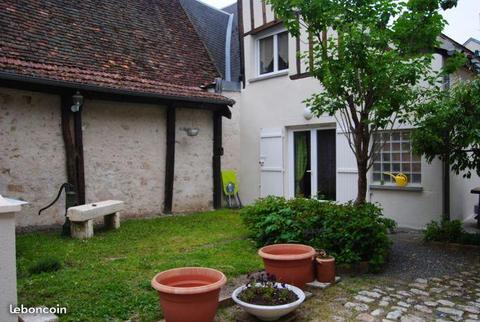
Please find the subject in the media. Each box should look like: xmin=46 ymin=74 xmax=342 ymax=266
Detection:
xmin=0 ymin=0 xmax=238 ymax=228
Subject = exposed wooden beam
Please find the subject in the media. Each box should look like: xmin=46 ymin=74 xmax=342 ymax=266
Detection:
xmin=60 ymin=94 xmax=85 ymax=204
xmin=261 ymin=0 xmax=267 ymax=24
xmin=212 ymin=111 xmax=223 ymax=209
xmin=242 ymin=20 xmax=283 ymax=36
xmin=296 ymin=35 xmax=301 ymax=75
xmin=238 ymin=0 xmax=246 ymax=87
xmin=73 ymin=106 xmax=86 ymax=204
xmin=164 ymin=105 xmax=176 ymax=214
xmin=61 ymin=95 xmax=78 ymax=191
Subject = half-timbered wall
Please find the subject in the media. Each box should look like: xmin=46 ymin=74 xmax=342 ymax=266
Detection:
xmin=0 ymin=87 xmax=217 ymax=229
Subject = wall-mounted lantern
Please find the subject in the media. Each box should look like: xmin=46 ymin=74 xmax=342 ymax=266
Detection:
xmin=71 ymin=91 xmax=84 ymax=113
xmin=303 ymin=107 xmax=314 ymax=120
xmin=180 ymin=127 xmax=200 ymax=137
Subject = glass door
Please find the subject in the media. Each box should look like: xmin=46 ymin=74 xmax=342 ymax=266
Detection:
xmin=294 ymin=131 xmax=311 ymax=198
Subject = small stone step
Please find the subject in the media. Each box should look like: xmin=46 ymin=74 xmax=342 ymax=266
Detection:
xmin=306 ymin=276 xmax=342 ymax=289
xmin=18 ymin=307 xmax=59 ymax=322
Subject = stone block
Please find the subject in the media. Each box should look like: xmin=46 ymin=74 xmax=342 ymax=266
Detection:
xmin=67 ymin=200 xmax=124 ymax=222
xmin=18 ymin=307 xmax=59 ymax=322
xmin=70 ymin=220 xmax=94 ymax=239
xmin=104 ymin=212 xmax=120 ymax=230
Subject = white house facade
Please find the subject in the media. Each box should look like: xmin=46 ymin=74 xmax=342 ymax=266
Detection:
xmin=236 ymin=0 xmax=480 ymax=229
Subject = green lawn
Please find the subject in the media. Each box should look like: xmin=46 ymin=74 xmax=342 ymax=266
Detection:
xmin=16 ymin=210 xmax=262 ymax=321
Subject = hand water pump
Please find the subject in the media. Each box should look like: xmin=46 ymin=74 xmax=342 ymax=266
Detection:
xmin=38 ymin=183 xmax=78 ymax=236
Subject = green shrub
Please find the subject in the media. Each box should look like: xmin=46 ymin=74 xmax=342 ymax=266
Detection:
xmin=241 ymin=197 xmax=395 ymax=272
xmin=424 ymin=220 xmax=480 ymax=245
xmin=29 ymin=257 xmax=62 ymax=275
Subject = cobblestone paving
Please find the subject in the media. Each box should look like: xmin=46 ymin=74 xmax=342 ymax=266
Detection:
xmin=341 ymin=269 xmax=480 ymax=322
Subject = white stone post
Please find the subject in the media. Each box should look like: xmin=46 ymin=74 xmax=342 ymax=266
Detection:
xmin=0 ymin=195 xmax=27 ymax=322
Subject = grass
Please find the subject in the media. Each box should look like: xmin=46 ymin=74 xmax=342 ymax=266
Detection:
xmin=16 ymin=210 xmax=262 ymax=322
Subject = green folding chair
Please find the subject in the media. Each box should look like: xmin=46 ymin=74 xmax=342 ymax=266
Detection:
xmin=221 ymin=170 xmax=242 ymax=208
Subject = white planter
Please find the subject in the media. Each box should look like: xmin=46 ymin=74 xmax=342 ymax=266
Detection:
xmin=231 ymin=283 xmax=305 ymax=321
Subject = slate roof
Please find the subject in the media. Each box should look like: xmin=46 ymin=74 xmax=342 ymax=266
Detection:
xmin=0 ymin=0 xmax=234 ymax=105
xmin=181 ymin=0 xmax=241 ymax=83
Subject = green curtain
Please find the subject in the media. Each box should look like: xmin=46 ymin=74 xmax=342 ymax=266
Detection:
xmin=294 ymin=133 xmax=308 ymax=197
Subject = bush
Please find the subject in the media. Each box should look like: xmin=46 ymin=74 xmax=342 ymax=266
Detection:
xmin=29 ymin=257 xmax=62 ymax=275
xmin=424 ymin=220 xmax=480 ymax=245
xmin=241 ymin=197 xmax=396 ymax=272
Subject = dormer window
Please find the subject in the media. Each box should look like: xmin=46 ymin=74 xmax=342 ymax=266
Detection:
xmin=257 ymin=31 xmax=289 ymax=76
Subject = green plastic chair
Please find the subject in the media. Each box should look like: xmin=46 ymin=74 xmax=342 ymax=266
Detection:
xmin=221 ymin=170 xmax=242 ymax=208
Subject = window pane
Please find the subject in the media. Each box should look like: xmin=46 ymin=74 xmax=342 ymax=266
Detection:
xmin=392 ymin=143 xmax=400 ymax=151
xmin=412 ymin=174 xmax=421 ymax=183
xmin=373 ymin=163 xmax=381 ymax=171
xmin=259 ymin=36 xmax=274 ymax=74
xmin=412 ymin=154 xmax=421 ymax=162
xmin=392 ymin=132 xmax=401 ymax=141
xmin=373 ymin=173 xmax=381 ymax=181
xmin=392 ymin=153 xmax=400 ymax=161
xmin=402 ymin=153 xmax=411 ymax=161
xmin=402 ymin=132 xmax=410 ymax=140
xmin=392 ymin=163 xmax=400 ymax=171
xmin=412 ymin=163 xmax=421 ymax=172
xmin=402 ymin=163 xmax=410 ymax=172
xmin=402 ymin=143 xmax=411 ymax=151
xmin=277 ymin=32 xmax=289 ymax=71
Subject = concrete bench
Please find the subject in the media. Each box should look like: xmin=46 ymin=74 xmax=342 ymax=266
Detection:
xmin=67 ymin=200 xmax=124 ymax=239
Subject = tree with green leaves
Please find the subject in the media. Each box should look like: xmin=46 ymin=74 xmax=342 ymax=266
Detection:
xmin=267 ymin=0 xmax=458 ymax=204
xmin=411 ymin=77 xmax=480 ymax=219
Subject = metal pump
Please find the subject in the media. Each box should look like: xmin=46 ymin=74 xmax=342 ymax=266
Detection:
xmin=38 ymin=183 xmax=78 ymax=236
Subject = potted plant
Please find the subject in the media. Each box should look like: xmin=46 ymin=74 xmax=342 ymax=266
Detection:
xmin=232 ymin=273 xmax=305 ymax=321
xmin=151 ymin=267 xmax=226 ymax=322
xmin=315 ymin=249 xmax=335 ymax=283
xmin=258 ymin=243 xmax=316 ymax=289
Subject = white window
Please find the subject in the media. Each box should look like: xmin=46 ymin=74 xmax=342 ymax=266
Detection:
xmin=257 ymin=31 xmax=289 ymax=76
xmin=372 ymin=130 xmax=421 ymax=185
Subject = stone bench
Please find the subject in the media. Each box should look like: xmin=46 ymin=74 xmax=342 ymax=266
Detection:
xmin=67 ymin=200 xmax=124 ymax=239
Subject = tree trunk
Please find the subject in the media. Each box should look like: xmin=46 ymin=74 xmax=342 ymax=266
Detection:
xmin=356 ymin=159 xmax=368 ymax=205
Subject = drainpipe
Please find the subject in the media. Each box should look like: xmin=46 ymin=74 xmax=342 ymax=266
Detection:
xmin=442 ymin=59 xmax=451 ymax=221
xmin=224 ymin=13 xmax=234 ymax=82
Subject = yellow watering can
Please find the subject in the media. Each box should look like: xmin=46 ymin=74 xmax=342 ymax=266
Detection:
xmin=383 ymin=172 xmax=408 ymax=187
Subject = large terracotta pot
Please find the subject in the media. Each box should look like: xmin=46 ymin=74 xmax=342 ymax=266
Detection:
xmin=315 ymin=257 xmax=335 ymax=283
xmin=258 ymin=244 xmax=316 ymax=289
xmin=151 ymin=267 xmax=227 ymax=322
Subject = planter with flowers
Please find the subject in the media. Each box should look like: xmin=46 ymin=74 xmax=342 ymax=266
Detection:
xmin=232 ymin=272 xmax=305 ymax=321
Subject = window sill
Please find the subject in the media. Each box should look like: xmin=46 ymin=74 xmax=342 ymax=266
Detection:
xmin=369 ymin=184 xmax=423 ymax=192
xmin=248 ymin=70 xmax=289 ymax=83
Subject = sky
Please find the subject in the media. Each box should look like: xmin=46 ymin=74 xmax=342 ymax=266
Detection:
xmin=203 ymin=0 xmax=480 ymax=44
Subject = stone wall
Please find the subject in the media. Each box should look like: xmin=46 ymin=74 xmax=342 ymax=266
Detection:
xmin=173 ymin=108 xmax=214 ymax=212
xmin=0 ymin=88 xmax=67 ymax=227
xmin=83 ymin=99 xmax=167 ymax=218
xmin=0 ymin=87 xmax=222 ymax=228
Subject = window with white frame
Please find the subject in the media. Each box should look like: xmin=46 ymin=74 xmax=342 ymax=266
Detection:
xmin=258 ymin=31 xmax=289 ymax=75
xmin=372 ymin=131 xmax=421 ymax=185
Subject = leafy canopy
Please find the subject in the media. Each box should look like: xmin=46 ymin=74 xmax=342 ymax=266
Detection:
xmin=266 ymin=0 xmax=458 ymax=203
xmin=411 ymin=77 xmax=480 ymax=178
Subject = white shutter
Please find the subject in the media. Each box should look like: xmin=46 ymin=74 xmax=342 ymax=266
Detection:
xmin=336 ymin=131 xmax=358 ymax=202
xmin=260 ymin=128 xmax=284 ymax=197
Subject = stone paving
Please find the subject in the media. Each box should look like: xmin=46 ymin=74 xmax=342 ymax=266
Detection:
xmin=341 ymin=270 xmax=480 ymax=322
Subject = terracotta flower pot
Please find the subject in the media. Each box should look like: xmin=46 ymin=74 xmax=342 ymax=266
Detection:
xmin=151 ymin=267 xmax=227 ymax=322
xmin=315 ymin=257 xmax=335 ymax=283
xmin=258 ymin=244 xmax=316 ymax=289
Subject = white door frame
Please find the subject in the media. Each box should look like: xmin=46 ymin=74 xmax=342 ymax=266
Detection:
xmin=287 ymin=126 xmax=336 ymax=199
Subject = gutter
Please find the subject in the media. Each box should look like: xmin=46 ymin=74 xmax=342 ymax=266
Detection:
xmin=0 ymin=71 xmax=235 ymax=107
